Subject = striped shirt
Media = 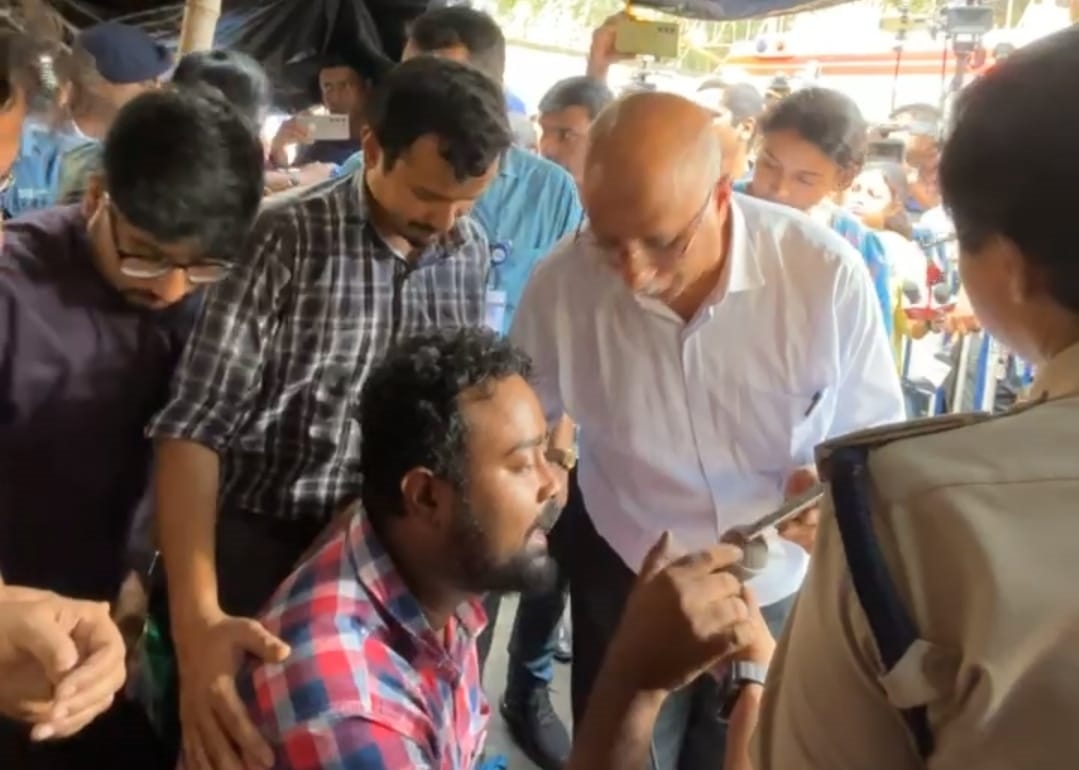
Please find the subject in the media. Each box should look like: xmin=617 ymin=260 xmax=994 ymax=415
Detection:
xmin=237 ymin=514 xmax=489 ymax=770
xmin=147 ymin=174 xmax=488 ymax=523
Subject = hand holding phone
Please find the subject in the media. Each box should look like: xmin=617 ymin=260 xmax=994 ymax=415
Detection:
xmin=300 ymin=114 xmax=351 ymax=142
xmin=722 ymin=481 xmax=825 ymax=546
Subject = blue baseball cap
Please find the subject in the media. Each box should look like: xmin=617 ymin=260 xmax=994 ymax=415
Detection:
xmin=77 ymin=22 xmax=172 ymax=85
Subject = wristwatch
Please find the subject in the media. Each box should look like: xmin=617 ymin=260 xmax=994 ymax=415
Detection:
xmin=718 ymin=660 xmax=768 ymax=721
xmin=546 ymin=446 xmax=578 ymax=472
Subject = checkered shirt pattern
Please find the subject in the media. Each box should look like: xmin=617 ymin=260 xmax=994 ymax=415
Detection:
xmin=147 ymin=175 xmax=489 ymax=524
xmin=236 ymin=513 xmax=490 ymax=770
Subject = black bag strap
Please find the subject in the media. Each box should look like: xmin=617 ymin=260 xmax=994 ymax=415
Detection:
xmin=829 ymin=445 xmax=935 ymax=760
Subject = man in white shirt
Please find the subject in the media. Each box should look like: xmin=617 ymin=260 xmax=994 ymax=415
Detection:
xmin=510 ymin=91 xmax=905 ymax=769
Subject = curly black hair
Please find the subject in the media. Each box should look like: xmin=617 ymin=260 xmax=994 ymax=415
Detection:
xmin=104 ymin=87 xmax=265 ymax=263
xmin=359 ymin=328 xmax=533 ymax=527
xmin=760 ymin=87 xmax=868 ymax=172
xmin=366 ymin=55 xmax=512 ymax=183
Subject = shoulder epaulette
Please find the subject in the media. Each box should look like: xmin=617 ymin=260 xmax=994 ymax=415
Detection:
xmin=815 ymin=412 xmax=992 ymax=472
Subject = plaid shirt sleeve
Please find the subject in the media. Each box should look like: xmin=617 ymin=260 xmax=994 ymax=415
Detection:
xmin=277 ymin=717 xmax=437 ymax=770
xmin=146 ymin=210 xmax=294 ymax=451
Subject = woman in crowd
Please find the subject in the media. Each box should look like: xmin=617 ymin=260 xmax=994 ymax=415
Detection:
xmin=841 ymin=161 xmax=932 ymax=356
xmin=737 ymin=87 xmax=893 ymax=335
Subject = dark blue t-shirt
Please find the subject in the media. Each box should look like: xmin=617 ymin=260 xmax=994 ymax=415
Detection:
xmin=0 ymin=206 xmax=197 ymax=599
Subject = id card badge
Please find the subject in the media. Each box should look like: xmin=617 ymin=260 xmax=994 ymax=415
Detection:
xmin=485 ymin=289 xmax=507 ymax=333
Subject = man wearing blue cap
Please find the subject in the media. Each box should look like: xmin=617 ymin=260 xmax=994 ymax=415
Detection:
xmin=2 ymin=21 xmax=171 ymax=217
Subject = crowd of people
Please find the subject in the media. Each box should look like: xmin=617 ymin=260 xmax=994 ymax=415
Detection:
xmin=1 ymin=6 xmax=1079 ymax=770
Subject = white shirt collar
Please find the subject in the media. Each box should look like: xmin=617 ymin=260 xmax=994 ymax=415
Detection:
xmin=724 ymin=194 xmax=765 ymax=297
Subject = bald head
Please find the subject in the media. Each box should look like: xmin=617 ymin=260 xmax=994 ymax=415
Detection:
xmin=578 ymin=92 xmax=732 ymax=309
xmin=586 ymin=91 xmax=722 ymax=205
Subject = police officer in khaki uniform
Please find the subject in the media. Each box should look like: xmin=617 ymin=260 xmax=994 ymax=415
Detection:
xmin=753 ymin=26 xmax=1079 ymax=770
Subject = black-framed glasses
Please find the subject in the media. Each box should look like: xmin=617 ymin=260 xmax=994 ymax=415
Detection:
xmin=575 ymin=189 xmax=714 ymax=268
xmin=108 ymin=202 xmax=231 ymax=285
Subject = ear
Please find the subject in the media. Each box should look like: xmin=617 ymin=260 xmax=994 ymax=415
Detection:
xmin=399 ymin=467 xmax=455 ymax=529
xmin=835 ymin=163 xmax=861 ymax=194
xmin=361 ymin=125 xmax=381 ymax=173
xmin=713 ymin=175 xmax=733 ymax=206
xmin=81 ymin=173 xmax=105 ymax=220
xmin=737 ymin=117 xmax=756 ymax=143
xmin=1001 ymin=235 xmax=1039 ymax=304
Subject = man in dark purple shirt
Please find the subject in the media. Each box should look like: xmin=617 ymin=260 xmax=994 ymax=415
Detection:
xmin=0 ymin=86 xmax=263 ymax=769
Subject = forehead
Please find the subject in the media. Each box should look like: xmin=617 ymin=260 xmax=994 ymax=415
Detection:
xmin=115 ymin=211 xmax=206 ymax=262
xmin=906 ymin=134 xmax=936 ymax=151
xmin=538 ymin=105 xmax=591 ymax=127
xmin=402 ymin=41 xmax=471 ymax=65
xmin=855 ymin=168 xmax=888 ymax=186
xmin=583 ymin=174 xmax=698 ymax=240
xmin=392 ymin=133 xmax=497 ymax=193
xmin=459 ymin=375 xmax=544 ymax=454
xmin=320 ymin=66 xmax=357 ymax=83
xmin=760 ymin=129 xmax=836 ymax=173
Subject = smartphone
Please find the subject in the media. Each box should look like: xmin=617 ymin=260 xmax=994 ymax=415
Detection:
xmin=867 ymin=138 xmax=906 ymax=164
xmin=300 ymin=114 xmax=351 ymax=142
xmin=722 ymin=483 xmax=825 ymax=545
xmin=614 ymin=16 xmax=681 ymax=59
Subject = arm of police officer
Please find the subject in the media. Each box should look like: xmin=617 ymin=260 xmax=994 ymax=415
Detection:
xmin=750 ymin=505 xmax=924 ymax=770
xmin=566 ymin=533 xmax=756 ymax=770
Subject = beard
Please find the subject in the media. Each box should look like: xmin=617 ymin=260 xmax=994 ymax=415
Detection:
xmin=451 ymin=497 xmax=561 ymax=597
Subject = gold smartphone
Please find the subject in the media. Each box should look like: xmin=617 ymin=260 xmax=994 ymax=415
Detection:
xmin=614 ymin=16 xmax=681 ymax=59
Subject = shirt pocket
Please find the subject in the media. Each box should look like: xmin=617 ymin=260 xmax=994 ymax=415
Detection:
xmin=725 ymin=384 xmax=831 ymax=474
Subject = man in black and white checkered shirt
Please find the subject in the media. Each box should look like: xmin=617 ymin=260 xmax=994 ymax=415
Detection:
xmin=148 ymin=57 xmax=511 ymax=687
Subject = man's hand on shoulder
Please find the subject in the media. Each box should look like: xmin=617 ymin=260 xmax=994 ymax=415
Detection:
xmin=174 ymin=609 xmax=289 ymax=770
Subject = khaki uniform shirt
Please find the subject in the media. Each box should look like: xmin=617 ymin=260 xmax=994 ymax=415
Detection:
xmin=752 ymin=341 xmax=1079 ymax=769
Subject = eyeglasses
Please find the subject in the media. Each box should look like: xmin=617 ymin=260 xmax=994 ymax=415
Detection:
xmin=108 ymin=202 xmax=231 ymax=285
xmin=575 ymin=190 xmax=714 ymax=268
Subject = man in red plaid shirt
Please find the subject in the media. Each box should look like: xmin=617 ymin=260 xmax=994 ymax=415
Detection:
xmin=236 ymin=329 xmax=562 ymax=769
xmin=234 ymin=327 xmax=765 ymax=770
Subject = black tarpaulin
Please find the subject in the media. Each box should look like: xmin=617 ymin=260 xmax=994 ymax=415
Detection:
xmin=47 ymin=0 xmax=426 ymax=109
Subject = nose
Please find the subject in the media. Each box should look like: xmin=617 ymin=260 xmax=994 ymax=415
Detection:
xmin=428 ymin=203 xmax=464 ymax=234
xmin=617 ymin=247 xmax=657 ymax=292
xmin=538 ymin=452 xmax=561 ymax=503
xmin=153 ymin=268 xmax=191 ymax=305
